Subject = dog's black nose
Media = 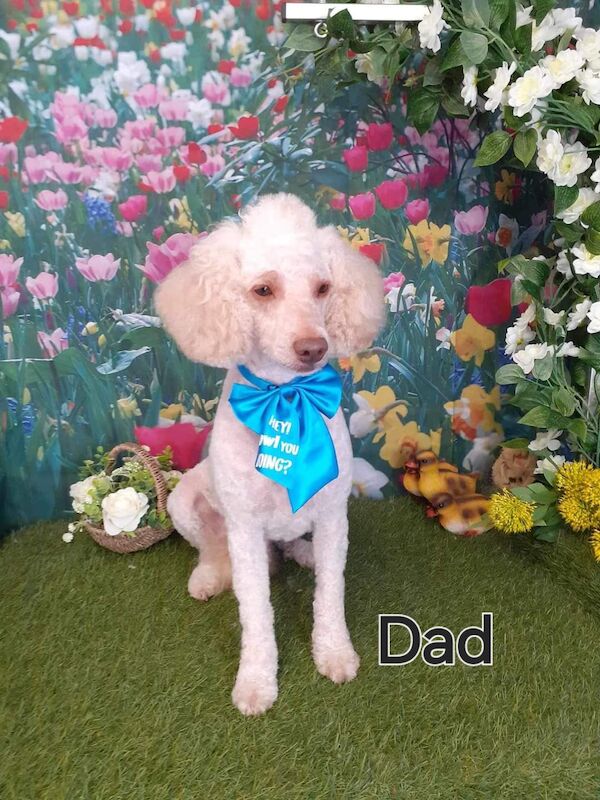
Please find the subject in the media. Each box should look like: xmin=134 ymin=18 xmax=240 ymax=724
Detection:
xmin=293 ymin=337 xmax=328 ymax=365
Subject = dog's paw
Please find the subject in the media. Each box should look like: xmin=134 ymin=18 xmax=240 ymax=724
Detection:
xmin=187 ymin=563 xmax=231 ymax=601
xmin=232 ymin=671 xmax=278 ymax=716
xmin=313 ymin=643 xmax=360 ymax=684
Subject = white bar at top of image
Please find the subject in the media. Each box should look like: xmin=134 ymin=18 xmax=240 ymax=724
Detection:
xmin=282 ymin=3 xmax=429 ymax=24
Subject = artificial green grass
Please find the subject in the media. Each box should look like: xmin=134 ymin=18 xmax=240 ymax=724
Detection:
xmin=1 ymin=498 xmax=600 ymax=800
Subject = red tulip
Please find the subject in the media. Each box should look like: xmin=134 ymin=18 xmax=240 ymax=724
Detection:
xmin=218 ymin=59 xmax=235 ymax=74
xmin=343 ymin=145 xmax=368 ymax=172
xmin=359 ymin=243 xmax=385 ymax=264
xmin=0 ymin=191 xmax=8 ymax=210
xmin=0 ymin=117 xmax=28 ymax=144
xmin=465 ymin=278 xmax=512 ymax=327
xmin=229 ymin=116 xmax=260 ymax=139
xmin=375 ymin=179 xmax=407 ymax=210
xmin=134 ymin=422 xmax=212 ymax=471
xmin=187 ymin=142 xmax=207 ymax=165
xmin=405 ymin=198 xmax=429 ymax=225
xmin=366 ymin=122 xmax=393 ymax=151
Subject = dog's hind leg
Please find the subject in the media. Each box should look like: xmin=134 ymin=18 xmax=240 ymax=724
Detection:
xmin=167 ymin=459 xmax=232 ymax=601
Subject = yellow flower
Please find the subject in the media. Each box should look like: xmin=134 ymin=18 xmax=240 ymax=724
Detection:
xmin=403 ymin=220 xmax=451 ymax=266
xmin=169 ymin=198 xmax=194 ymax=232
xmin=555 ymin=461 xmax=595 ymax=496
xmin=339 ymin=352 xmax=381 ymax=382
xmin=356 ymin=385 xmax=407 ymax=442
xmin=350 ymin=228 xmax=371 ymax=248
xmin=450 ymin=315 xmax=496 ymax=367
xmin=82 ymin=322 xmax=99 ymax=336
xmin=488 ymin=489 xmax=534 ymax=533
xmin=160 ymin=403 xmax=185 ymax=421
xmin=495 ymin=170 xmax=516 ymax=203
xmin=0 ymin=239 xmax=11 ymax=249
xmin=97 ymin=334 xmax=107 ymax=348
xmin=444 ymin=384 xmax=502 ymax=440
xmin=379 ymin=420 xmax=441 ymax=469
xmin=117 ymin=397 xmax=141 ymax=418
xmin=590 ymin=531 xmax=600 ymax=563
xmin=5 ymin=212 xmax=25 ymax=238
xmin=558 ymin=495 xmax=596 ymax=533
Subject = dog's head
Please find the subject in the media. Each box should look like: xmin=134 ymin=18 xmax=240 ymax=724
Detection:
xmin=155 ymin=193 xmax=385 ymax=372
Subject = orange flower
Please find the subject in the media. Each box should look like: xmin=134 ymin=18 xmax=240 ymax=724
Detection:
xmin=495 ymin=169 xmax=516 ymax=203
xmin=450 ymin=315 xmax=496 ymax=367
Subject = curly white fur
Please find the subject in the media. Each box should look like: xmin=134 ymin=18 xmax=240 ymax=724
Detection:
xmin=155 ymin=194 xmax=384 ymax=715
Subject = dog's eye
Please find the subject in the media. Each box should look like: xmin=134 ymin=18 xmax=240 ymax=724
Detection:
xmin=317 ymin=283 xmax=330 ymax=297
xmin=254 ymin=285 xmax=273 ymax=298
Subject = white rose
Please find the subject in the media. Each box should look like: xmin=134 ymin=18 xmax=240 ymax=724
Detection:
xmin=101 ymin=487 xmax=149 ymax=536
xmin=577 ymin=68 xmax=600 ymax=105
xmin=587 ymin=300 xmax=600 ymax=334
xmin=69 ymin=475 xmax=96 ymax=514
xmin=576 ymin=27 xmax=600 ymax=71
xmin=566 ymin=298 xmax=592 ymax=330
xmin=418 ymin=0 xmax=449 ymax=53
xmin=461 ymin=66 xmax=478 ymax=108
xmin=556 ymin=187 xmax=598 ymax=224
xmin=542 ymin=50 xmax=584 ymax=89
xmin=484 ymin=62 xmax=517 ymax=112
xmin=571 ymin=244 xmax=600 ymax=278
xmin=536 ymin=130 xmax=591 ymax=187
xmin=508 ymin=65 xmax=553 ymax=116
xmin=513 ymin=343 xmax=554 ymax=374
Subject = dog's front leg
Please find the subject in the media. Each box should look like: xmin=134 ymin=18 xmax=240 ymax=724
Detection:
xmin=227 ymin=518 xmax=278 ymax=716
xmin=312 ymin=507 xmax=360 ymax=684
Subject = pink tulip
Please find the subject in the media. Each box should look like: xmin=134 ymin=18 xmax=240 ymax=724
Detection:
xmin=423 ymin=163 xmax=448 ymax=188
xmin=133 ymin=83 xmax=168 ymax=109
xmin=200 ymin=154 xmax=226 ymax=177
xmin=0 ymin=143 xmax=17 ymax=166
xmin=230 ymin=67 xmax=253 ymax=88
xmin=201 ymin=72 xmax=231 ymax=105
xmin=366 ymin=122 xmax=393 ymax=151
xmin=75 ymin=254 xmax=120 ymax=282
xmin=375 ymin=180 xmax=408 ymax=210
xmin=99 ymin=147 xmax=133 ymax=171
xmin=138 ymin=232 xmax=198 ymax=283
xmin=143 ymin=168 xmax=176 ymax=194
xmin=54 ymin=117 xmax=89 ymax=146
xmin=405 ymin=198 xmax=430 ymax=225
xmin=121 ymin=119 xmax=156 ymax=141
xmin=25 ymin=271 xmax=59 ymax=300
xmin=35 ymin=189 xmax=68 ymax=211
xmin=348 ymin=192 xmax=376 ymax=221
xmin=342 ymin=145 xmax=368 ymax=173
xmin=51 ymin=162 xmax=84 ymax=184
xmin=0 ymin=254 xmax=23 ymax=288
xmin=118 ymin=194 xmax=148 ymax=223
xmin=158 ymin=99 xmax=189 ymax=121
xmin=383 ymin=272 xmax=405 ymax=293
xmin=38 ymin=327 xmax=68 ymax=358
xmin=454 ymin=205 xmax=488 ymax=235
xmin=329 ymin=193 xmax=346 ymax=211
xmin=24 ymin=153 xmax=59 ymax=183
xmin=1 ymin=286 xmax=19 ymax=318
xmin=155 ymin=126 xmax=186 ymax=149
xmin=136 ymin=154 xmax=163 ymax=173
xmin=93 ymin=108 xmax=118 ymax=128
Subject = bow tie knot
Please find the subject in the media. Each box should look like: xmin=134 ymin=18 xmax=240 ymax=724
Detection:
xmin=229 ymin=364 xmax=342 ymax=512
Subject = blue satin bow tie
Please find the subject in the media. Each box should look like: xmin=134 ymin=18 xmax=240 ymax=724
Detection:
xmin=229 ymin=364 xmax=342 ymax=512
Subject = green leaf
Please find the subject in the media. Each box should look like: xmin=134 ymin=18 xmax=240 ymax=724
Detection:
xmin=511 ymin=486 xmax=535 ymax=501
xmin=96 ymin=347 xmax=152 ymax=375
xmin=519 ymin=406 xmax=569 ymax=429
xmin=532 ymin=353 xmax=554 ymax=381
xmin=581 ymin=201 xmax=600 ymax=230
xmin=513 ymin=129 xmax=537 ymax=167
xmin=423 ymin=59 xmax=443 ymax=86
xmin=474 ymin=130 xmax=512 ymax=166
xmin=489 ymin=0 xmax=510 ymax=27
xmin=533 ymin=0 xmax=555 ymax=25
xmin=462 ymin=0 xmax=490 ymax=27
xmin=496 ymin=364 xmax=526 ymax=385
xmin=585 ymin=226 xmax=600 ymax=255
xmin=534 ymin=526 xmax=560 ymax=542
xmin=567 ymin=418 xmax=587 ymax=441
xmin=441 ymin=92 xmax=469 ymax=117
xmin=551 ymin=387 xmax=575 ymax=417
xmin=501 ymin=437 xmax=531 ymax=449
xmin=441 ymin=36 xmax=468 ymax=71
xmin=528 ymin=483 xmax=557 ymax=504
xmin=514 ymin=22 xmax=532 ymax=55
xmin=284 ymin=25 xmax=326 ymax=52
xmin=554 ymin=185 xmax=579 ymax=215
xmin=460 ymin=31 xmax=489 ymax=65
xmin=406 ymin=88 xmax=440 ymax=135
xmin=327 ymin=8 xmax=355 ymax=40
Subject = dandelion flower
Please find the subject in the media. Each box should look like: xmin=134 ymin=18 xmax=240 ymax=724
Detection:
xmin=488 ymin=489 xmax=535 ymax=533
xmin=557 ymin=495 xmax=595 ymax=532
xmin=555 ymin=461 xmax=594 ymax=495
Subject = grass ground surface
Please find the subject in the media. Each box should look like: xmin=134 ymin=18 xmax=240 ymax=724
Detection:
xmin=1 ymin=497 xmax=600 ymax=800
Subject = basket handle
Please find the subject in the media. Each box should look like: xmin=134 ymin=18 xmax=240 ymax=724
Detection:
xmin=104 ymin=443 xmax=169 ymax=514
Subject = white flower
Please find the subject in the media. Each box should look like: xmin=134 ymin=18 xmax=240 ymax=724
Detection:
xmin=505 ymin=304 xmax=536 ymax=355
xmin=528 ymin=428 xmax=563 ymax=452
xmin=355 ymin=53 xmax=384 ymax=83
xmin=508 ymin=65 xmax=553 ymax=116
xmin=0 ymin=30 xmax=21 ymax=59
xmin=351 ymin=457 xmax=389 ymax=499
xmin=74 ymin=15 xmax=99 ymax=38
xmin=463 ymin=433 xmax=503 ymax=473
xmin=62 ymin=532 xmax=74 ymax=543
xmin=571 ymin=244 xmax=600 ymax=278
xmin=557 ymin=341 xmax=581 ymax=357
xmin=460 ymin=66 xmax=478 ymax=108
xmin=556 ymin=187 xmax=598 ymax=224
xmin=536 ymin=130 xmax=591 ymax=187
xmin=176 ymin=7 xmax=197 ymax=26
xmin=187 ymin=98 xmax=213 ymax=129
xmin=417 ymin=0 xmax=449 ymax=53
xmin=555 ymin=250 xmax=572 ymax=277
xmin=349 ymin=394 xmax=376 ymax=438
xmin=69 ymin=475 xmax=96 ymax=514
xmin=387 ymin=282 xmax=416 ymax=313
xmin=161 ymin=43 xmax=187 ymax=65
xmin=543 ymin=308 xmax=565 ymax=326
xmin=228 ymin=28 xmax=251 ymax=59
xmin=534 ymin=455 xmax=566 ymax=474
xmin=436 ymin=327 xmax=451 ymax=350
xmin=513 ymin=343 xmax=554 ymax=374
xmin=101 ymin=487 xmax=149 ymax=536
xmin=532 ymin=9 xmax=582 ymax=52
xmin=484 ymin=62 xmax=517 ymax=112
xmin=577 ymin=68 xmax=600 ymax=105
xmin=587 ymin=300 xmax=600 ymax=334
xmin=541 ymin=50 xmax=584 ymax=89
xmin=516 ymin=3 xmax=533 ymax=28
xmin=566 ymin=298 xmax=592 ymax=330
xmin=576 ymin=27 xmax=600 ymax=71
xmin=113 ymin=52 xmax=150 ymax=96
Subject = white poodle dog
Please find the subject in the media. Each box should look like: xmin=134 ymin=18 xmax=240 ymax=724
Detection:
xmin=155 ymin=193 xmax=384 ymax=715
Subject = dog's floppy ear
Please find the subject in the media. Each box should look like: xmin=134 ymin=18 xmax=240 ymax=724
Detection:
xmin=318 ymin=225 xmax=385 ymax=357
xmin=154 ymin=220 xmax=251 ymax=367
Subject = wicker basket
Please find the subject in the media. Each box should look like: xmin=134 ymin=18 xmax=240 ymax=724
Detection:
xmin=83 ymin=442 xmax=174 ymax=554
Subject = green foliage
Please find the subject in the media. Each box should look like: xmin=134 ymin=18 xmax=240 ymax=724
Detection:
xmin=474 ymin=131 xmax=512 ymax=166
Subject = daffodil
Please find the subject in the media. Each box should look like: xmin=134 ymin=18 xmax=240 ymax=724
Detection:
xmin=338 ymin=352 xmax=381 ymax=383
xmin=350 ymin=386 xmax=408 ymax=440
xmin=495 ymin=169 xmax=517 ymax=203
xmin=160 ymin=403 xmax=185 ymax=421
xmin=379 ymin=420 xmax=441 ymax=469
xmin=5 ymin=212 xmax=25 ymax=238
xmin=450 ymin=315 xmax=496 ymax=366
xmin=403 ymin=220 xmax=451 ymax=266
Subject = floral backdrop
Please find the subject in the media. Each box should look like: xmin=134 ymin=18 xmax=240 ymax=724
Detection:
xmin=0 ymin=0 xmax=580 ymax=532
